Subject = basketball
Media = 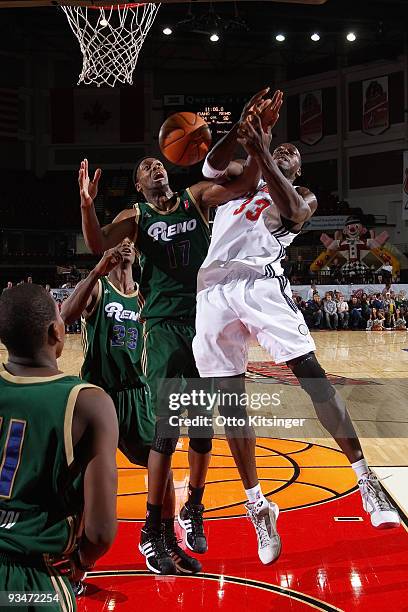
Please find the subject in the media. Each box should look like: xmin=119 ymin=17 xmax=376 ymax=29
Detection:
xmin=159 ymin=112 xmax=212 ymax=166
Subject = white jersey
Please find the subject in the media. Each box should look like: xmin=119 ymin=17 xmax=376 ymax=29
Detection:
xmin=198 ymin=181 xmax=300 ymax=291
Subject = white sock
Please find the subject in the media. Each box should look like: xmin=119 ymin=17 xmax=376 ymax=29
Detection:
xmin=245 ymin=483 xmax=265 ymax=504
xmin=352 ymin=458 xmax=370 ymax=481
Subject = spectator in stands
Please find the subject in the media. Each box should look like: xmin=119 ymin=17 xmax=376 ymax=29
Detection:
xmin=395 ymin=308 xmax=407 ymax=331
xmin=323 ymin=293 xmax=338 ymax=330
xmin=372 ymin=309 xmax=385 ymax=331
xmin=45 ymin=284 xmax=51 ymax=293
xmin=382 ymin=281 xmax=393 ymax=296
xmin=281 ymin=255 xmax=293 ymax=279
xmin=331 ymin=258 xmax=343 ymax=284
xmin=361 ymin=293 xmax=371 ymax=325
xmin=26 ymin=276 xmax=33 ymax=284
xmin=395 ymin=289 xmax=408 ymax=308
xmin=383 ymin=292 xmax=396 ymax=329
xmin=366 ymin=310 xmax=374 ymax=331
xmin=371 ymin=293 xmax=384 ymax=310
xmin=305 ymin=294 xmax=323 ymax=330
xmin=2 ymin=282 xmax=12 ymax=294
xmin=380 ymin=260 xmax=393 ymax=283
xmin=348 ymin=295 xmax=364 ymax=330
xmin=292 ymin=254 xmax=307 ymax=284
xmin=306 ymin=282 xmax=317 ymax=301
xmin=336 ymin=293 xmax=349 ymax=329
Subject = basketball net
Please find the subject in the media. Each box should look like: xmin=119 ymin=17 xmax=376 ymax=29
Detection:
xmin=61 ymin=3 xmax=160 ymax=87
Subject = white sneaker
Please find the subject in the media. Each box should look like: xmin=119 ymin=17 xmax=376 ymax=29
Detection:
xmin=245 ymin=498 xmax=281 ymax=564
xmin=358 ymin=472 xmax=400 ymax=529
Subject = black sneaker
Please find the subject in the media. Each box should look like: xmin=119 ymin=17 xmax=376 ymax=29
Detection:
xmin=162 ymin=527 xmax=202 ymax=574
xmin=138 ymin=527 xmax=177 ymax=575
xmin=177 ymin=502 xmax=207 ymax=554
xmin=71 ymin=580 xmax=85 ymax=597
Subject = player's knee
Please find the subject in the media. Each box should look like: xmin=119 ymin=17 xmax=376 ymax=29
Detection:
xmin=189 ymin=437 xmax=212 ymax=454
xmin=287 ymin=352 xmax=335 ymax=403
xmin=151 ymin=420 xmax=179 ymax=456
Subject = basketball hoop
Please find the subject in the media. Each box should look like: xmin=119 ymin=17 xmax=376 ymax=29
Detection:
xmin=61 ymin=2 xmax=160 ymax=87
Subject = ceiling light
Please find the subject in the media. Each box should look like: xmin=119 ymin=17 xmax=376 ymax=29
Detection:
xmin=346 ymin=31 xmax=357 ymax=42
xmin=210 ymin=33 xmax=220 ymax=42
xmin=163 ymin=27 xmax=172 ymax=35
xmin=275 ymin=33 xmax=286 ymax=42
xmin=311 ymin=32 xmax=320 ymax=42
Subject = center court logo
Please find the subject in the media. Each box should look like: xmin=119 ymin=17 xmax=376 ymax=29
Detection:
xmin=105 ymin=302 xmax=139 ymax=322
xmin=148 ymin=219 xmax=197 ymax=242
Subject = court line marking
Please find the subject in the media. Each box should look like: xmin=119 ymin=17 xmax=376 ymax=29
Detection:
xmin=84 ymin=570 xmax=344 ymax=612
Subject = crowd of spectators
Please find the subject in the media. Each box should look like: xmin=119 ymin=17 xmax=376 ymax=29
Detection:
xmin=295 ymin=285 xmax=408 ymax=331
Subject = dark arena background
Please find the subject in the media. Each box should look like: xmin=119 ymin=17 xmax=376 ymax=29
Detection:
xmin=0 ymin=1 xmax=408 ymax=611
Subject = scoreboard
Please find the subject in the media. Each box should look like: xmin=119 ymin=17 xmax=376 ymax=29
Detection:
xmin=197 ymin=106 xmax=234 ymax=137
xmin=163 ymin=94 xmax=249 ymax=141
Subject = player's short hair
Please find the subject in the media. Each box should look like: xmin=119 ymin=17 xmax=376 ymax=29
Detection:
xmin=132 ymin=156 xmax=151 ymax=187
xmin=0 ymin=284 xmax=57 ymax=357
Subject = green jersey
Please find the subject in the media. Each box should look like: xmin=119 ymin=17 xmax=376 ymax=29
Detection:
xmin=81 ymin=276 xmax=144 ymax=390
xmin=0 ymin=370 xmax=95 ymax=556
xmin=134 ymin=188 xmax=210 ymax=324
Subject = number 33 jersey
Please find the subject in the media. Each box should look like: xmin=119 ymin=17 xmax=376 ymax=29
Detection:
xmin=197 ymin=181 xmax=299 ymax=291
xmin=81 ymin=276 xmax=144 ymax=390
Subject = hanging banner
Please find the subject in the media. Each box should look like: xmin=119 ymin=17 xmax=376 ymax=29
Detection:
xmin=403 ymin=151 xmax=408 ymax=221
xmin=362 ymin=76 xmax=389 ymax=136
xmin=299 ymin=90 xmax=323 ymax=145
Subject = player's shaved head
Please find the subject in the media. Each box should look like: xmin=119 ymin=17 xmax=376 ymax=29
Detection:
xmin=0 ymin=284 xmax=59 ymax=357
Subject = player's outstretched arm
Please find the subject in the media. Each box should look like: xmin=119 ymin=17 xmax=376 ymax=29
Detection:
xmin=190 ymin=158 xmax=261 ymax=209
xmin=203 ymin=87 xmax=270 ymax=177
xmin=239 ymin=115 xmax=316 ymax=224
xmin=61 ymin=248 xmax=122 ymax=324
xmin=203 ymin=89 xmax=283 ymax=181
xmin=73 ymin=388 xmax=119 ymax=569
xmin=79 ymin=159 xmax=136 ymax=253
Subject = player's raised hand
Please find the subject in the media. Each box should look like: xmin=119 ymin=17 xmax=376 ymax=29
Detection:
xmin=240 ymin=87 xmax=270 ymax=123
xmin=78 ymin=158 xmax=102 ymax=208
xmin=95 ymin=247 xmax=123 ymax=276
xmin=238 ymin=114 xmax=271 ymax=157
xmin=258 ymin=90 xmax=283 ymax=131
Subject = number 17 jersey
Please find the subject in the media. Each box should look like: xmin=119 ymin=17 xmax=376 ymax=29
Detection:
xmin=134 ymin=189 xmax=210 ymax=324
xmin=197 ymin=180 xmax=299 ymax=292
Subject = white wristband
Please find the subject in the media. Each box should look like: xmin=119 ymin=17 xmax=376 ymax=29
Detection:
xmin=202 ymin=157 xmax=227 ymax=179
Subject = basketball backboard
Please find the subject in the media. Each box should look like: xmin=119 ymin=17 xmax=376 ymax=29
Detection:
xmin=0 ymin=0 xmax=328 ymax=6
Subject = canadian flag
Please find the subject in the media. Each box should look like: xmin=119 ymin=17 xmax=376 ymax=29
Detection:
xmin=50 ymin=75 xmax=144 ymax=144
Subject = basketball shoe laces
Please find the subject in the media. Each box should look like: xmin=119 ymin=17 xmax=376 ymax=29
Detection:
xmin=246 ymin=505 xmax=270 ymax=549
xmin=359 ymin=474 xmax=392 ymax=512
xmin=186 ymin=504 xmax=205 ymax=539
xmin=145 ymin=529 xmax=171 ymax=561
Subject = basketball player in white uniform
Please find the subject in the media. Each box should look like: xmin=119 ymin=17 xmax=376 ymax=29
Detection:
xmin=193 ymin=110 xmax=400 ymax=565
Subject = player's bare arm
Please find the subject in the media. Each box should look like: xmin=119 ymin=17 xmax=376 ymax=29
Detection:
xmin=61 ymin=248 xmax=123 ymax=324
xmin=190 ymin=90 xmax=284 ymax=209
xmin=80 ymin=158 xmax=137 ymax=253
xmin=203 ymin=89 xmax=283 ymax=181
xmin=239 ymin=115 xmax=316 ymax=224
xmin=71 ymin=387 xmax=119 ymax=570
xmin=205 ymin=87 xmax=270 ymax=173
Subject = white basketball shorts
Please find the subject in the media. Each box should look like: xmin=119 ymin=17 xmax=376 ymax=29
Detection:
xmin=193 ymin=274 xmax=316 ymax=377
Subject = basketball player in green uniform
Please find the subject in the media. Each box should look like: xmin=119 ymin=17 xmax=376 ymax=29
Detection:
xmin=61 ymin=238 xmax=201 ymax=575
xmin=0 ymin=283 xmax=118 ymax=612
xmin=79 ymin=89 xmax=276 ymax=573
